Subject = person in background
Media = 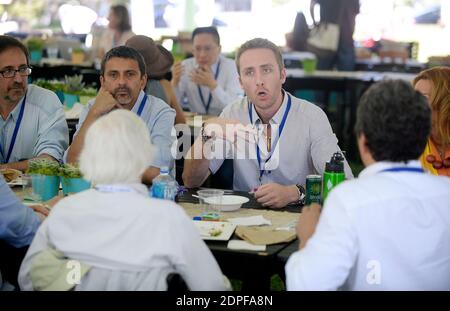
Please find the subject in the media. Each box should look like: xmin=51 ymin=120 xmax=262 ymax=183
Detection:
xmin=171 ymin=26 xmax=242 ymax=115
xmin=310 ymin=0 xmax=360 ymax=71
xmin=286 ymin=80 xmax=450 ymax=290
xmin=413 ymin=66 xmax=450 ymax=177
xmin=0 ymin=175 xmax=53 ymax=290
xmin=19 ymin=110 xmax=229 ymax=291
xmin=183 ymin=38 xmax=352 ymax=208
xmin=0 ymin=35 xmax=68 ymax=172
xmin=94 ymin=4 xmax=135 ymax=60
xmin=65 ymin=46 xmax=175 ymax=185
xmin=125 ymin=35 xmax=186 ymax=125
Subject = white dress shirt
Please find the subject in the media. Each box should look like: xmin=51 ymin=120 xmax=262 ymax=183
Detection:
xmin=209 ymin=91 xmax=353 ymax=191
xmin=174 ymin=55 xmax=243 ymax=115
xmin=19 ymin=184 xmax=227 ymax=291
xmin=286 ymin=161 xmax=450 ymax=290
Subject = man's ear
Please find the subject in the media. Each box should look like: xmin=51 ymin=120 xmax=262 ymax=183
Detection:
xmin=280 ymin=67 xmax=286 ymax=84
xmin=357 ymin=133 xmax=375 ymax=166
xmin=140 ymin=73 xmax=148 ymax=90
xmin=100 ymin=75 xmax=105 ymax=87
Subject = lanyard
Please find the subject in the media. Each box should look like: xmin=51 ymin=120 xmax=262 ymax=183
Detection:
xmin=197 ymin=59 xmax=221 ymax=114
xmin=248 ymin=94 xmax=292 ymax=180
xmin=0 ymin=94 xmax=26 ymax=164
xmin=380 ymin=167 xmax=424 ymax=173
xmin=95 ymin=185 xmax=137 ymax=193
xmin=136 ymin=94 xmax=147 ymax=117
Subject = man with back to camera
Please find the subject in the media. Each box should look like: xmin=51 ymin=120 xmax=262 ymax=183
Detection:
xmin=183 ymin=38 xmax=352 ymax=208
xmin=286 ymin=80 xmax=450 ymax=290
xmin=171 ymin=26 xmax=242 ymax=115
xmin=0 ymin=35 xmax=68 ymax=171
xmin=65 ymin=46 xmax=175 ymax=184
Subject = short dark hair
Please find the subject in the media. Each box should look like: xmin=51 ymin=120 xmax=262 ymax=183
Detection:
xmin=192 ymin=26 xmax=220 ymax=45
xmin=100 ymin=46 xmax=146 ymax=77
xmin=355 ymin=80 xmax=431 ymax=162
xmin=110 ymin=5 xmax=132 ymax=32
xmin=0 ymin=35 xmax=29 ymax=65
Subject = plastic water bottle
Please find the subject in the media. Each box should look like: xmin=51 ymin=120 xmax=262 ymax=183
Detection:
xmin=151 ymin=167 xmax=178 ymax=201
xmin=322 ymin=152 xmax=346 ymax=202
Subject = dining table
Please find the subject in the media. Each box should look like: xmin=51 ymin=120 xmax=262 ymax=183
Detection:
xmin=176 ymin=188 xmax=301 ymax=290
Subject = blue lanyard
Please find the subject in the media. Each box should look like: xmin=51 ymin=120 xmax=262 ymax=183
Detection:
xmin=197 ymin=59 xmax=221 ymax=114
xmin=0 ymin=94 xmax=26 ymax=164
xmin=248 ymin=94 xmax=292 ymax=180
xmin=136 ymin=94 xmax=147 ymax=117
xmin=380 ymin=167 xmax=424 ymax=173
xmin=95 ymin=185 xmax=136 ymax=193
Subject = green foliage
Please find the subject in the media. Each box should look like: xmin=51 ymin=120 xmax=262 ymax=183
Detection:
xmin=34 ymin=79 xmax=65 ymax=92
xmin=34 ymin=77 xmax=97 ymax=97
xmin=65 ymin=75 xmax=85 ymax=93
xmin=27 ymin=159 xmax=60 ymax=176
xmin=27 ymin=160 xmax=85 ymax=178
xmin=59 ymin=164 xmax=83 ymax=179
xmin=26 ymin=37 xmax=45 ymax=51
xmin=72 ymin=47 xmax=85 ymax=54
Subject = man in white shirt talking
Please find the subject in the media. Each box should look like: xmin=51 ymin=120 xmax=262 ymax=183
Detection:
xmin=286 ymin=80 xmax=450 ymax=290
xmin=171 ymin=26 xmax=242 ymax=115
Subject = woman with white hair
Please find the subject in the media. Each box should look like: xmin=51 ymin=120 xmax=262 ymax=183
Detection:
xmin=18 ymin=110 xmax=228 ymax=291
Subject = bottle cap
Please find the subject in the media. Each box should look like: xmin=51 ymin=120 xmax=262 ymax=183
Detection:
xmin=325 ymin=152 xmax=345 ymax=173
xmin=193 ymin=216 xmax=202 ymax=221
xmin=160 ymin=166 xmax=169 ymax=174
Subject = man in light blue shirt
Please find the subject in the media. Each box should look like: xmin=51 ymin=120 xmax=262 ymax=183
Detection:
xmin=171 ymin=26 xmax=242 ymax=115
xmin=65 ymin=46 xmax=175 ymax=184
xmin=0 ymin=36 xmax=69 ymax=171
xmin=0 ymin=174 xmax=49 ymax=289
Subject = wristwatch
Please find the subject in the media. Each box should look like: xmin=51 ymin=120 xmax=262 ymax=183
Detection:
xmin=295 ymin=184 xmax=306 ymax=204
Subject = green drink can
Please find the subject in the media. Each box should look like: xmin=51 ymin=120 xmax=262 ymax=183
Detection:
xmin=305 ymin=175 xmax=322 ymax=205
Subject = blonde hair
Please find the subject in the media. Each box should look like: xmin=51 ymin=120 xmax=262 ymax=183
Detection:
xmin=79 ymin=110 xmax=153 ymax=184
xmin=413 ymin=66 xmax=450 ymax=147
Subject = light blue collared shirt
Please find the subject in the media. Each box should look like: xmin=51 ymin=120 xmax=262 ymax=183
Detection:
xmin=66 ymin=91 xmax=176 ymax=170
xmin=174 ymin=54 xmax=243 ymax=116
xmin=0 ymin=85 xmax=69 ymax=164
xmin=209 ymin=92 xmax=353 ymax=191
xmin=0 ymin=175 xmax=40 ymax=248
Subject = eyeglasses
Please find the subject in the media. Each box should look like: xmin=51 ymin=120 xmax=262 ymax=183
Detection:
xmin=0 ymin=66 xmax=32 ymax=78
xmin=425 ymin=154 xmax=450 ymax=169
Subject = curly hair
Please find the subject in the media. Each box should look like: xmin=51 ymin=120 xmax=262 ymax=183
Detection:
xmin=355 ymin=80 xmax=431 ymax=162
xmin=413 ymin=66 xmax=450 ymax=147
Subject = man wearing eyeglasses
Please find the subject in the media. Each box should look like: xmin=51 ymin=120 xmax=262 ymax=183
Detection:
xmin=0 ymin=36 xmax=68 ymax=171
xmin=171 ymin=26 xmax=242 ymax=116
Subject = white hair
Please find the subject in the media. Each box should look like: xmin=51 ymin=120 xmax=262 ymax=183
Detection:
xmin=79 ymin=110 xmax=153 ymax=184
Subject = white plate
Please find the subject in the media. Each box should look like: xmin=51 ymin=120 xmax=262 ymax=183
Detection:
xmin=204 ymin=195 xmax=250 ymax=212
xmin=192 ymin=221 xmax=237 ymax=241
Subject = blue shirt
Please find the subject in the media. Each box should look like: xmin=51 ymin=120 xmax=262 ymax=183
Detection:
xmin=0 ymin=85 xmax=69 ymax=164
xmin=0 ymin=175 xmax=40 ymax=248
xmin=67 ymin=91 xmax=176 ymax=169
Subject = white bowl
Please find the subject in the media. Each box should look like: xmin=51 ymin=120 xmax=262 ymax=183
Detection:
xmin=204 ymin=195 xmax=250 ymax=212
